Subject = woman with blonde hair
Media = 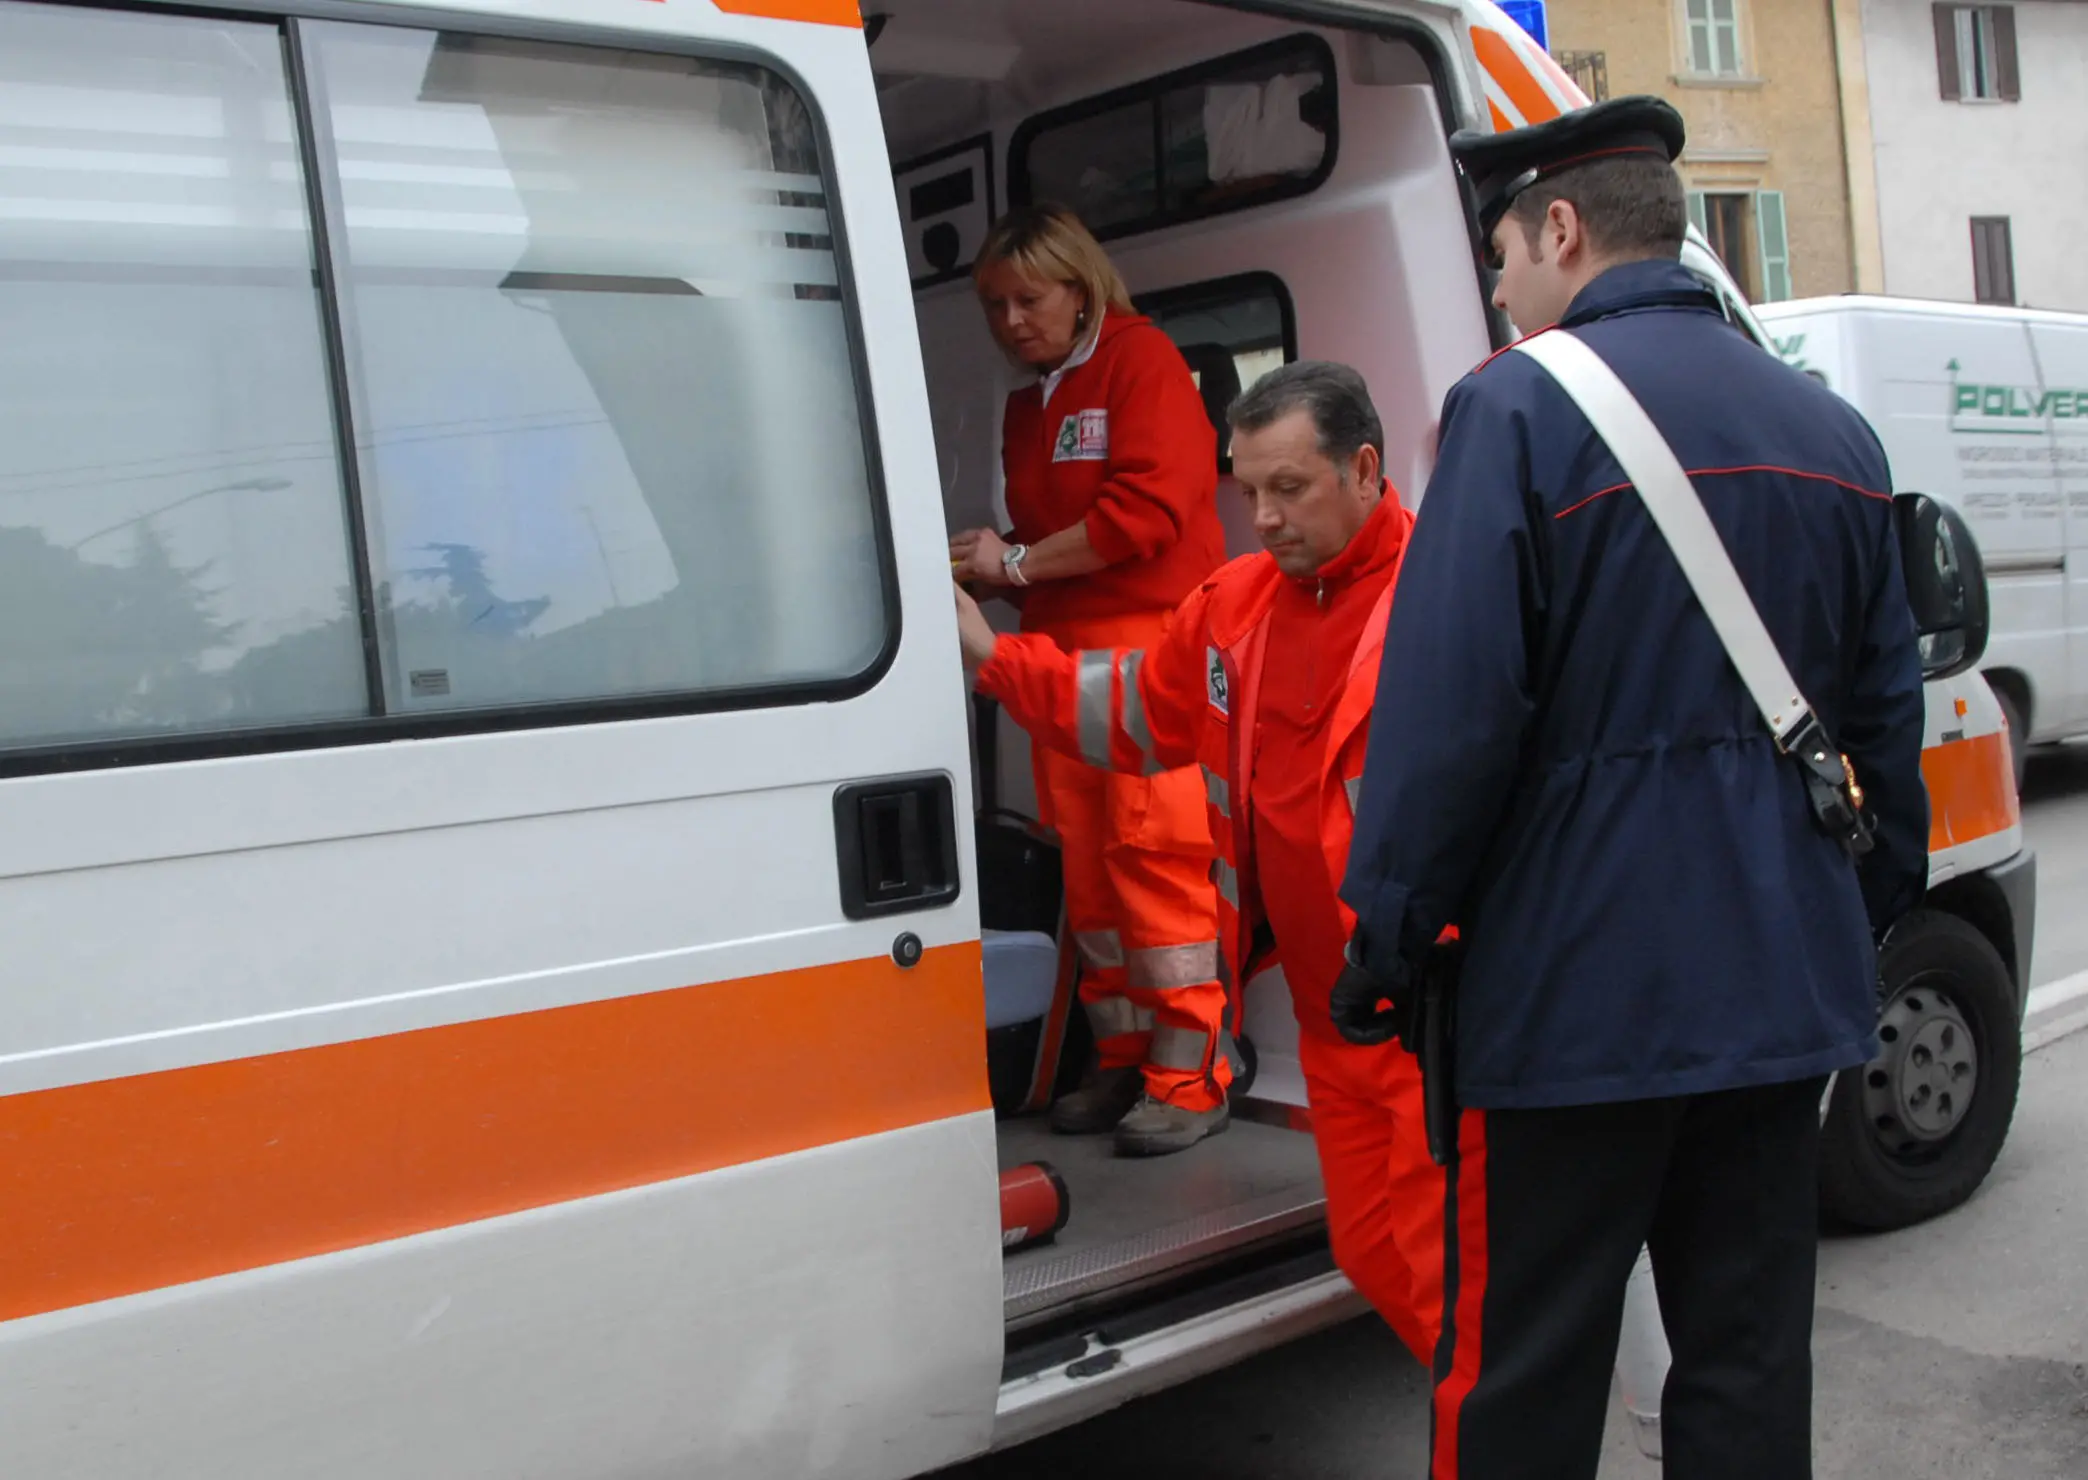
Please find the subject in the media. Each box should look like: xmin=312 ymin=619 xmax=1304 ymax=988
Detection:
xmin=951 ymin=204 xmax=1230 ymax=1156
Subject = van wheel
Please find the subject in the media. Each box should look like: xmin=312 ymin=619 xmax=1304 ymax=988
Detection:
xmin=1818 ymin=911 xmax=2021 ymax=1231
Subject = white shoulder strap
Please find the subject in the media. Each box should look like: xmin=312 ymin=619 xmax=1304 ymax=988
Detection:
xmin=1512 ymin=330 xmax=1812 ymax=745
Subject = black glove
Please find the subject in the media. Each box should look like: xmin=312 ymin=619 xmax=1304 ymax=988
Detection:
xmin=1329 ymin=940 xmax=1417 ymax=1049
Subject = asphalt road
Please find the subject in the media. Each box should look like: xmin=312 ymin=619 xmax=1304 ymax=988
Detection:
xmin=943 ymin=746 xmax=2088 ymax=1480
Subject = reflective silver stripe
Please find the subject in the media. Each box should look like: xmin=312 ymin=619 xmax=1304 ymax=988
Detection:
xmin=1086 ymin=995 xmax=1155 ymax=1039
xmin=1077 ymin=650 xmax=1114 ymax=768
xmin=1075 ymin=929 xmax=1126 ymax=970
xmin=1203 ymin=765 xmax=1231 ymax=819
xmin=1118 ymin=651 xmax=1162 ymax=775
xmin=1212 ymin=859 xmax=1240 ymax=910
xmin=1127 ymin=942 xmax=1220 ymax=991
xmin=1149 ymin=1024 xmax=1212 ymax=1072
xmin=1345 ymin=775 xmax=1362 ymax=813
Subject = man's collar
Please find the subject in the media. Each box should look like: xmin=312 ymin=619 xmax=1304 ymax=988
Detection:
xmin=1559 ymin=258 xmax=1721 ymax=329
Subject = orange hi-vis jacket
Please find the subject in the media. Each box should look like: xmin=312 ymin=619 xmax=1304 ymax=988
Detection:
xmin=978 ymin=491 xmax=1418 ymax=1036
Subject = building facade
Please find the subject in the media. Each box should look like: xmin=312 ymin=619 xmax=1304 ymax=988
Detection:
xmin=1856 ymin=0 xmax=2088 ymax=311
xmin=1545 ymin=0 xmax=1861 ymax=302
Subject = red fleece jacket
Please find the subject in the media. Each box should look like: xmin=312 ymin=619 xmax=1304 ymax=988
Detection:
xmin=1000 ymin=311 xmax=1226 ymax=629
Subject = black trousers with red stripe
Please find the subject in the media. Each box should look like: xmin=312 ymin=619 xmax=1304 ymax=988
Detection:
xmin=1430 ymin=1075 xmax=1829 ymax=1480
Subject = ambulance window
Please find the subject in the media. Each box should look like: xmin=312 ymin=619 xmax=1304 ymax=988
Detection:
xmin=1135 ymin=274 xmax=1297 ymax=467
xmin=299 ymin=24 xmax=889 ymax=716
xmin=1010 ymin=36 xmax=1338 ymax=243
xmin=0 ymin=2 xmax=370 ymax=755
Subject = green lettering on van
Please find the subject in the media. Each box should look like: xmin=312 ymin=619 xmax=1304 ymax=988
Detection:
xmin=1948 ymin=365 xmax=2088 ymax=429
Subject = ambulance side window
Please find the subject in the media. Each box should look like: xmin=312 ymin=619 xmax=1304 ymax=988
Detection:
xmin=1135 ymin=274 xmax=1297 ymax=468
xmin=0 ymin=3 xmax=370 ymax=753
xmin=1010 ymin=36 xmax=1338 ymax=243
xmin=0 ymin=4 xmax=891 ymax=772
xmin=303 ymin=24 xmax=890 ymax=716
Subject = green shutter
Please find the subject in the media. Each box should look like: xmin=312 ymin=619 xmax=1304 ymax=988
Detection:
xmin=1688 ymin=191 xmax=1708 ymax=237
xmin=1756 ymin=190 xmax=1791 ymax=302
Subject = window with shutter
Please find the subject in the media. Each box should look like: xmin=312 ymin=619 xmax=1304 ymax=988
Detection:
xmin=1972 ymin=217 xmax=2015 ymax=304
xmin=1683 ymin=0 xmax=1746 ymax=76
xmin=1935 ymin=6 xmax=2018 ymax=100
xmin=1692 ymin=192 xmax=1758 ymax=300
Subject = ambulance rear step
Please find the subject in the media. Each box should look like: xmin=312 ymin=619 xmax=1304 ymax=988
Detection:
xmin=996 ymin=1114 xmax=1326 ymax=1330
xmin=1003 ymin=1184 xmax=1329 ymax=1329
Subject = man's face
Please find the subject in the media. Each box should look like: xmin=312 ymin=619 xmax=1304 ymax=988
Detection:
xmin=1489 ymin=203 xmax=1582 ymax=337
xmin=1232 ymin=408 xmax=1379 ymax=579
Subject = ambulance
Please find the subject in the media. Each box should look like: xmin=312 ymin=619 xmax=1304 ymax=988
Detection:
xmin=0 ymin=0 xmax=2030 ymax=1474
xmin=1757 ymin=295 xmax=2088 ymax=785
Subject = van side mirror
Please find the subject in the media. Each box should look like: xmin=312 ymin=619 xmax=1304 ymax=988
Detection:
xmin=1894 ymin=492 xmax=1988 ymax=680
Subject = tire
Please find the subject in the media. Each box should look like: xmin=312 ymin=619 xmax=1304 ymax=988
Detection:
xmin=1991 ymin=682 xmax=2028 ymax=793
xmin=1818 ymin=910 xmax=2022 ymax=1231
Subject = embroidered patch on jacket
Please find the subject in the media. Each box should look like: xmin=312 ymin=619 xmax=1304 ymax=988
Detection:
xmin=1052 ymin=409 xmax=1110 ymax=462
xmin=1207 ymin=646 xmax=1229 ymax=715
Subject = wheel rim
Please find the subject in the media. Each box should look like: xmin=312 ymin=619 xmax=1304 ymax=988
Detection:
xmin=1861 ymin=980 xmax=1979 ymax=1156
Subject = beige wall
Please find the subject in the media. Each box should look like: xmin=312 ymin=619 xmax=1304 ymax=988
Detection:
xmin=1547 ymin=0 xmax=1857 ymax=299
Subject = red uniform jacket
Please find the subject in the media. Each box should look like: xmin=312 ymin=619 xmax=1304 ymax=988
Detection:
xmin=979 ymin=491 xmax=1418 ymax=1038
xmin=1000 ymin=310 xmax=1226 ymax=630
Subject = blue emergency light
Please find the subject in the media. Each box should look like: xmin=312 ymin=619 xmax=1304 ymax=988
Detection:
xmin=1498 ymin=0 xmax=1549 ymax=49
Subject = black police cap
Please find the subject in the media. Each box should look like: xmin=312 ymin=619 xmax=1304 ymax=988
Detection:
xmin=1450 ymin=95 xmax=1686 ymax=240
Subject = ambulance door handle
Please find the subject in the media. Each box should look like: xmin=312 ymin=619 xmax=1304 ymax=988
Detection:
xmin=833 ymin=773 xmax=960 ymax=920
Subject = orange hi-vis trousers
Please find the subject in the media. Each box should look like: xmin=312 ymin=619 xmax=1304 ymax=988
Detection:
xmin=1299 ymin=1031 xmax=1446 ymax=1363
xmin=1030 ymin=610 xmax=1229 ymax=1114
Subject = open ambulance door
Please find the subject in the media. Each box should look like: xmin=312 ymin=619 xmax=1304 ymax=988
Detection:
xmin=0 ymin=4 xmax=1004 ymax=1477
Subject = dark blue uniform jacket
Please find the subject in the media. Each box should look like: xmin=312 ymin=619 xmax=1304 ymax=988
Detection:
xmin=1341 ymin=261 xmax=1929 ymax=1109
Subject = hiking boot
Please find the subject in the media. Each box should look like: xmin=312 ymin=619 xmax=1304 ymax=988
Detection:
xmin=1113 ymin=1094 xmax=1231 ymax=1158
xmin=1049 ymin=1066 xmax=1145 ymax=1135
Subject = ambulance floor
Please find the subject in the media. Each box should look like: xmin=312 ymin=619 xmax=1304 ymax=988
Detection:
xmin=996 ymin=1114 xmax=1325 ymax=1327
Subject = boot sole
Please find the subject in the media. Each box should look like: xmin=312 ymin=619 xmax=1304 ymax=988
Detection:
xmin=1113 ymin=1111 xmax=1230 ymax=1158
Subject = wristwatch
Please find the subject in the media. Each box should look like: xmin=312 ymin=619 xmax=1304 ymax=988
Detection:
xmin=1002 ymin=543 xmax=1031 ymax=587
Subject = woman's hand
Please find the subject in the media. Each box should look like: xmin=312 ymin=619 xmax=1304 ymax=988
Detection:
xmin=950 ymin=527 xmax=1013 ymax=586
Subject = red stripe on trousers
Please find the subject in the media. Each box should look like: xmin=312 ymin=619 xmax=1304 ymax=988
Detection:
xmin=1433 ymin=1108 xmax=1490 ymax=1480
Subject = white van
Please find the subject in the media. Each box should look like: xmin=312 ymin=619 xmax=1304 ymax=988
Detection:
xmin=0 ymin=1 xmax=2031 ymax=1475
xmin=1756 ymin=296 xmax=2088 ymax=781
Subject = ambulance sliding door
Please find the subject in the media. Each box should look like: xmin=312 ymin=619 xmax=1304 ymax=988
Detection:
xmin=0 ymin=4 xmax=999 ymax=1476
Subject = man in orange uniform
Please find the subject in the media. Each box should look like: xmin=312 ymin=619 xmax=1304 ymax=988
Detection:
xmin=953 ymin=206 xmax=1232 ymax=1157
xmin=956 ymin=362 xmax=1444 ymax=1359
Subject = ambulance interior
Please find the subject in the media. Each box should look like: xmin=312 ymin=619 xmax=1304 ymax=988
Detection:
xmin=867 ymin=0 xmax=1498 ymax=1348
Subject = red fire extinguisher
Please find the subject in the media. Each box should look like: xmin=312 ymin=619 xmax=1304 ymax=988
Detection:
xmin=999 ymin=1162 xmax=1071 ymax=1253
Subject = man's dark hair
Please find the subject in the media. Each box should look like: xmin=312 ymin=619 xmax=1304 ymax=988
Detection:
xmin=1507 ymin=155 xmax=1687 ymax=262
xmin=1226 ymin=360 xmax=1385 ymax=472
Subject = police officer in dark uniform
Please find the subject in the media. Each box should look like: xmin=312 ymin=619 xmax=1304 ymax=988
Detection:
xmin=1332 ymin=97 xmax=1929 ymax=1479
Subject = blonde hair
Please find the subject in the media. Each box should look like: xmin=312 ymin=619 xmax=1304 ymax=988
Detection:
xmin=973 ymin=203 xmax=1135 ymax=322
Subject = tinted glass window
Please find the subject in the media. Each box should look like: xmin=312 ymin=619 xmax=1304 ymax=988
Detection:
xmin=303 ymin=24 xmax=888 ymax=715
xmin=0 ymin=1 xmax=366 ymax=749
xmin=1138 ymin=275 xmax=1295 ymax=465
xmin=1013 ymin=37 xmax=1335 ymax=242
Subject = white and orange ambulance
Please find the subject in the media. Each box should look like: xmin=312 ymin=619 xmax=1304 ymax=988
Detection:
xmin=0 ymin=0 xmax=2031 ymax=1474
